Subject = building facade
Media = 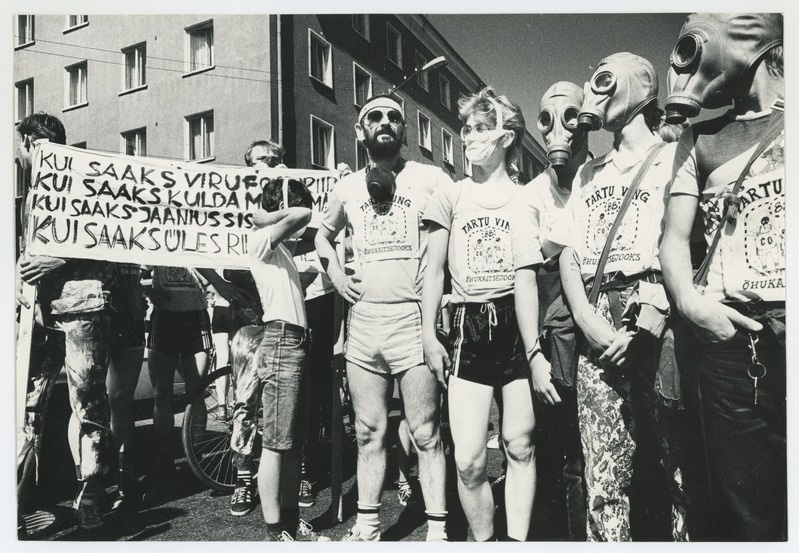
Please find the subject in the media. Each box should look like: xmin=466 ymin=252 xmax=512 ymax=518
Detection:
xmin=13 ymin=13 xmax=547 ymax=192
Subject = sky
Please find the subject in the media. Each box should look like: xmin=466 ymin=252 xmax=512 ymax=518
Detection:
xmin=426 ymin=13 xmax=692 ymax=156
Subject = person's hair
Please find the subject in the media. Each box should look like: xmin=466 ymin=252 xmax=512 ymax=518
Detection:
xmin=244 ymin=139 xmax=285 ymax=166
xmin=642 ymin=100 xmax=664 ymax=133
xmin=261 ymin=178 xmax=313 ymax=212
xmin=764 ymin=45 xmax=783 ymax=77
xmin=458 ymin=86 xmax=525 ymax=177
xmin=16 ymin=112 xmax=66 ymax=145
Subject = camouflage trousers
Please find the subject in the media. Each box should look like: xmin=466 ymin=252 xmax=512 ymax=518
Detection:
xmin=577 ymin=292 xmax=689 ymax=542
xmin=18 ymin=311 xmax=112 ymax=487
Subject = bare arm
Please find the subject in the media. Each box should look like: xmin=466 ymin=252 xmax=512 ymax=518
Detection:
xmin=265 ymin=207 xmax=312 ymax=248
xmin=315 ymin=225 xmax=361 ymax=304
xmin=420 ymin=223 xmax=451 ymax=389
xmin=196 ymin=268 xmax=255 ymax=306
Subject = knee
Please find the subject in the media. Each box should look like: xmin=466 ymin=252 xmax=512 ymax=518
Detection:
xmin=504 ymin=434 xmax=535 ymax=465
xmin=454 ymin=451 xmax=487 ymax=488
xmin=410 ymin=420 xmax=440 ymax=452
xmin=354 ymin=417 xmax=387 ymax=450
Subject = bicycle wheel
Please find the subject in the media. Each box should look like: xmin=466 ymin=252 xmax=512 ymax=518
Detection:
xmin=182 ymin=365 xmax=237 ymax=492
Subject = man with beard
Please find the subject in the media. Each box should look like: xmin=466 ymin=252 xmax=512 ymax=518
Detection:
xmin=315 ymin=95 xmax=452 ymax=541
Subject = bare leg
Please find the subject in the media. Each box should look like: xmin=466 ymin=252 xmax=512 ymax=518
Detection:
xmin=396 ymin=416 xmax=413 ymax=485
xmin=107 ymin=346 xmax=145 ymax=453
xmin=448 ymin=376 xmax=494 ymax=541
xmin=258 ymin=448 xmax=282 ymax=524
xmin=147 ymin=349 xmax=177 ymax=460
xmin=500 ymin=378 xmax=536 ymax=541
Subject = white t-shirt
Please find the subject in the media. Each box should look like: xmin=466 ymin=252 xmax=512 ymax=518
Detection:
xmin=152 ymin=266 xmax=207 ymax=312
xmin=248 ymin=226 xmax=307 ymax=327
xmin=549 ymin=140 xmax=677 ymax=281
xmin=424 ymin=177 xmax=537 ymax=303
xmin=670 ymin=107 xmax=785 ymax=303
xmin=320 ymin=160 xmax=453 ymax=303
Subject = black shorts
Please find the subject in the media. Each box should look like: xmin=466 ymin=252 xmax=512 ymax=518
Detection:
xmin=147 ymin=308 xmax=213 ymax=355
xmin=449 ymin=294 xmax=529 ymax=388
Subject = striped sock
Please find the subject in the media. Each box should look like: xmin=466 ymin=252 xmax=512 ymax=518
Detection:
xmin=236 ymin=468 xmax=253 ymax=485
xmin=355 ymin=502 xmax=381 ymax=539
xmin=425 ymin=510 xmax=448 ymax=541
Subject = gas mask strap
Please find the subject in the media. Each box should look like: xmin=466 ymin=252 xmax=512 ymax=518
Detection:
xmin=624 ymin=94 xmax=659 ymax=127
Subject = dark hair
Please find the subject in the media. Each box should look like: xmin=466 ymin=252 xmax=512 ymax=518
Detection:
xmin=244 ymin=139 xmax=285 ymax=166
xmin=764 ymin=45 xmax=783 ymax=77
xmin=17 ymin=112 xmax=66 ymax=145
xmin=642 ymin=100 xmax=664 ymax=133
xmin=261 ymin=178 xmax=313 ymax=212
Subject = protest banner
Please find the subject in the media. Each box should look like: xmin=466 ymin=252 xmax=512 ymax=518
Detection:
xmin=25 ymin=142 xmax=338 ymax=269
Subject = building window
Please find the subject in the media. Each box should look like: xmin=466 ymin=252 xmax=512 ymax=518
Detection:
xmin=352 ymin=15 xmax=370 ymax=40
xmin=66 ymin=62 xmax=88 ymax=108
xmin=123 ymin=43 xmax=146 ymax=91
xmin=187 ymin=111 xmax=214 ymax=161
xmin=185 ymin=21 xmax=214 ymax=74
xmin=441 ymin=129 xmax=453 ymax=166
xmin=308 ymin=30 xmax=333 ymax=88
xmin=15 ymin=163 xmax=26 ymax=198
xmin=16 ymin=80 xmax=34 ymax=122
xmin=415 ymin=51 xmax=429 ymax=90
xmin=353 ymin=63 xmax=372 ymax=107
xmin=418 ymin=111 xmax=431 ymax=151
xmin=462 ymin=143 xmax=472 ymax=176
xmin=65 ymin=15 xmax=88 ymax=31
xmin=356 ymin=140 xmax=369 ymax=171
xmin=386 ymin=22 xmax=402 ymax=68
xmin=122 ymin=128 xmax=147 ymax=157
xmin=17 ymin=15 xmax=34 ymax=47
xmin=311 ymin=116 xmax=335 ymax=169
xmin=439 ymin=74 xmax=451 ymax=109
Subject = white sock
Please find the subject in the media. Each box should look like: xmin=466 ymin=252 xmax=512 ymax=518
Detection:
xmin=355 ymin=502 xmax=381 ymax=538
xmin=426 ymin=510 xmax=448 ymax=541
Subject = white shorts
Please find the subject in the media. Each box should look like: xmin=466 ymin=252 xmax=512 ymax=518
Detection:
xmin=345 ymin=301 xmax=425 ymax=375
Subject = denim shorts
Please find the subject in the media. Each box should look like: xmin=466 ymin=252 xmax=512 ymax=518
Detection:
xmin=256 ymin=321 xmax=310 ymax=451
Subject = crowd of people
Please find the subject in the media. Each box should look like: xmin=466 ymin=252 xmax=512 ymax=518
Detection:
xmin=15 ymin=13 xmax=785 ymax=542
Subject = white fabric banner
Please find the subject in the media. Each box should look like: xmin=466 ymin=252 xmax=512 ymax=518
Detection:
xmin=24 ymin=142 xmax=338 ymax=269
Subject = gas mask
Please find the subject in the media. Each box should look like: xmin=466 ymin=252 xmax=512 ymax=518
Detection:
xmin=665 ymin=13 xmax=783 ymax=124
xmin=537 ymin=81 xmax=584 ymax=167
xmin=462 ymin=97 xmax=510 ymax=167
xmin=366 ymin=165 xmax=397 ymax=203
xmin=577 ymin=52 xmax=659 ymax=133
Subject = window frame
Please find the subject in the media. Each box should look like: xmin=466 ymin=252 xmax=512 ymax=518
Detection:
xmin=16 ymin=15 xmax=35 ymax=48
xmin=16 ymin=79 xmax=34 ymax=123
xmin=441 ymin=129 xmax=454 ymax=166
xmin=352 ymin=62 xmax=373 ymax=108
xmin=64 ymin=61 xmax=88 ymax=111
xmin=355 ymin=139 xmax=369 ymax=171
xmin=385 ymin=22 xmax=403 ymax=69
xmin=184 ymin=20 xmax=215 ymax=77
xmin=417 ymin=111 xmax=431 ymax=151
xmin=308 ymin=29 xmax=333 ymax=88
xmin=121 ymin=127 xmax=147 ymax=157
xmin=121 ymin=42 xmax=147 ymax=94
xmin=352 ymin=14 xmax=370 ymax=41
xmin=185 ymin=110 xmax=215 ymax=162
xmin=439 ymin=74 xmax=451 ymax=109
xmin=310 ymin=115 xmax=336 ymax=170
xmin=462 ymin=142 xmax=472 ymax=176
xmin=415 ymin=51 xmax=430 ymax=91
xmin=64 ymin=15 xmax=89 ymax=33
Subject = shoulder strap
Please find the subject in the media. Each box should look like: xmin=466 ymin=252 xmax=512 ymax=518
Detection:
xmin=587 ymin=142 xmax=666 ymax=306
xmin=693 ymin=108 xmax=784 ymax=287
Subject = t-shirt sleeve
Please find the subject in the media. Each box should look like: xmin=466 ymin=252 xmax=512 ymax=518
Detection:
xmin=668 ymin=129 xmax=700 ymax=197
xmin=422 ymin=182 xmax=455 ymax=230
xmin=248 ymin=226 xmax=275 ymax=263
xmin=320 ymin=185 xmax=347 ymax=234
xmin=511 ymin=187 xmax=544 ymax=269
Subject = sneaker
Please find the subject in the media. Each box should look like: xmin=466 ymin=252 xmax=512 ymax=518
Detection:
xmin=486 ymin=433 xmax=500 ymax=450
xmin=397 ymin=481 xmax=413 ymax=506
xmin=297 ymin=519 xmax=331 ymax=542
xmin=75 ymin=495 xmax=104 ymax=531
xmin=298 ymin=479 xmax=315 ymax=508
xmin=490 ymin=472 xmax=506 ymax=488
xmin=230 ymin=480 xmax=258 ymax=516
xmin=265 ymin=529 xmax=295 ymax=542
xmin=112 ymin=472 xmax=143 ymax=512
xmin=341 ymin=525 xmax=380 ymax=542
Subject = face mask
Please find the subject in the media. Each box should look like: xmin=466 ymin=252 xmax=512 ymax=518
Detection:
xmin=365 ymin=165 xmax=396 ymax=202
xmin=578 ymin=52 xmax=659 ymax=133
xmin=665 ymin=13 xmax=783 ymax=124
xmin=463 ymin=97 xmax=509 ymax=167
xmin=538 ymin=81 xmax=584 ymax=166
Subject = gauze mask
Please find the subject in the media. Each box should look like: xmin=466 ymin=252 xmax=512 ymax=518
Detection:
xmin=538 ymin=81 xmax=584 ymax=167
xmin=577 ymin=52 xmax=659 ymax=133
xmin=464 ymin=98 xmax=509 ymax=167
xmin=665 ymin=13 xmax=783 ymax=124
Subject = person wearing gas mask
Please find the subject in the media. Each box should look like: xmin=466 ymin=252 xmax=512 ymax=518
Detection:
xmin=315 ymin=95 xmax=452 ymax=541
xmin=548 ymin=52 xmax=687 ymax=541
xmin=512 ymin=81 xmax=589 ymax=541
xmin=422 ymin=87 xmax=536 ymax=542
xmin=660 ymin=13 xmax=785 ymax=541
